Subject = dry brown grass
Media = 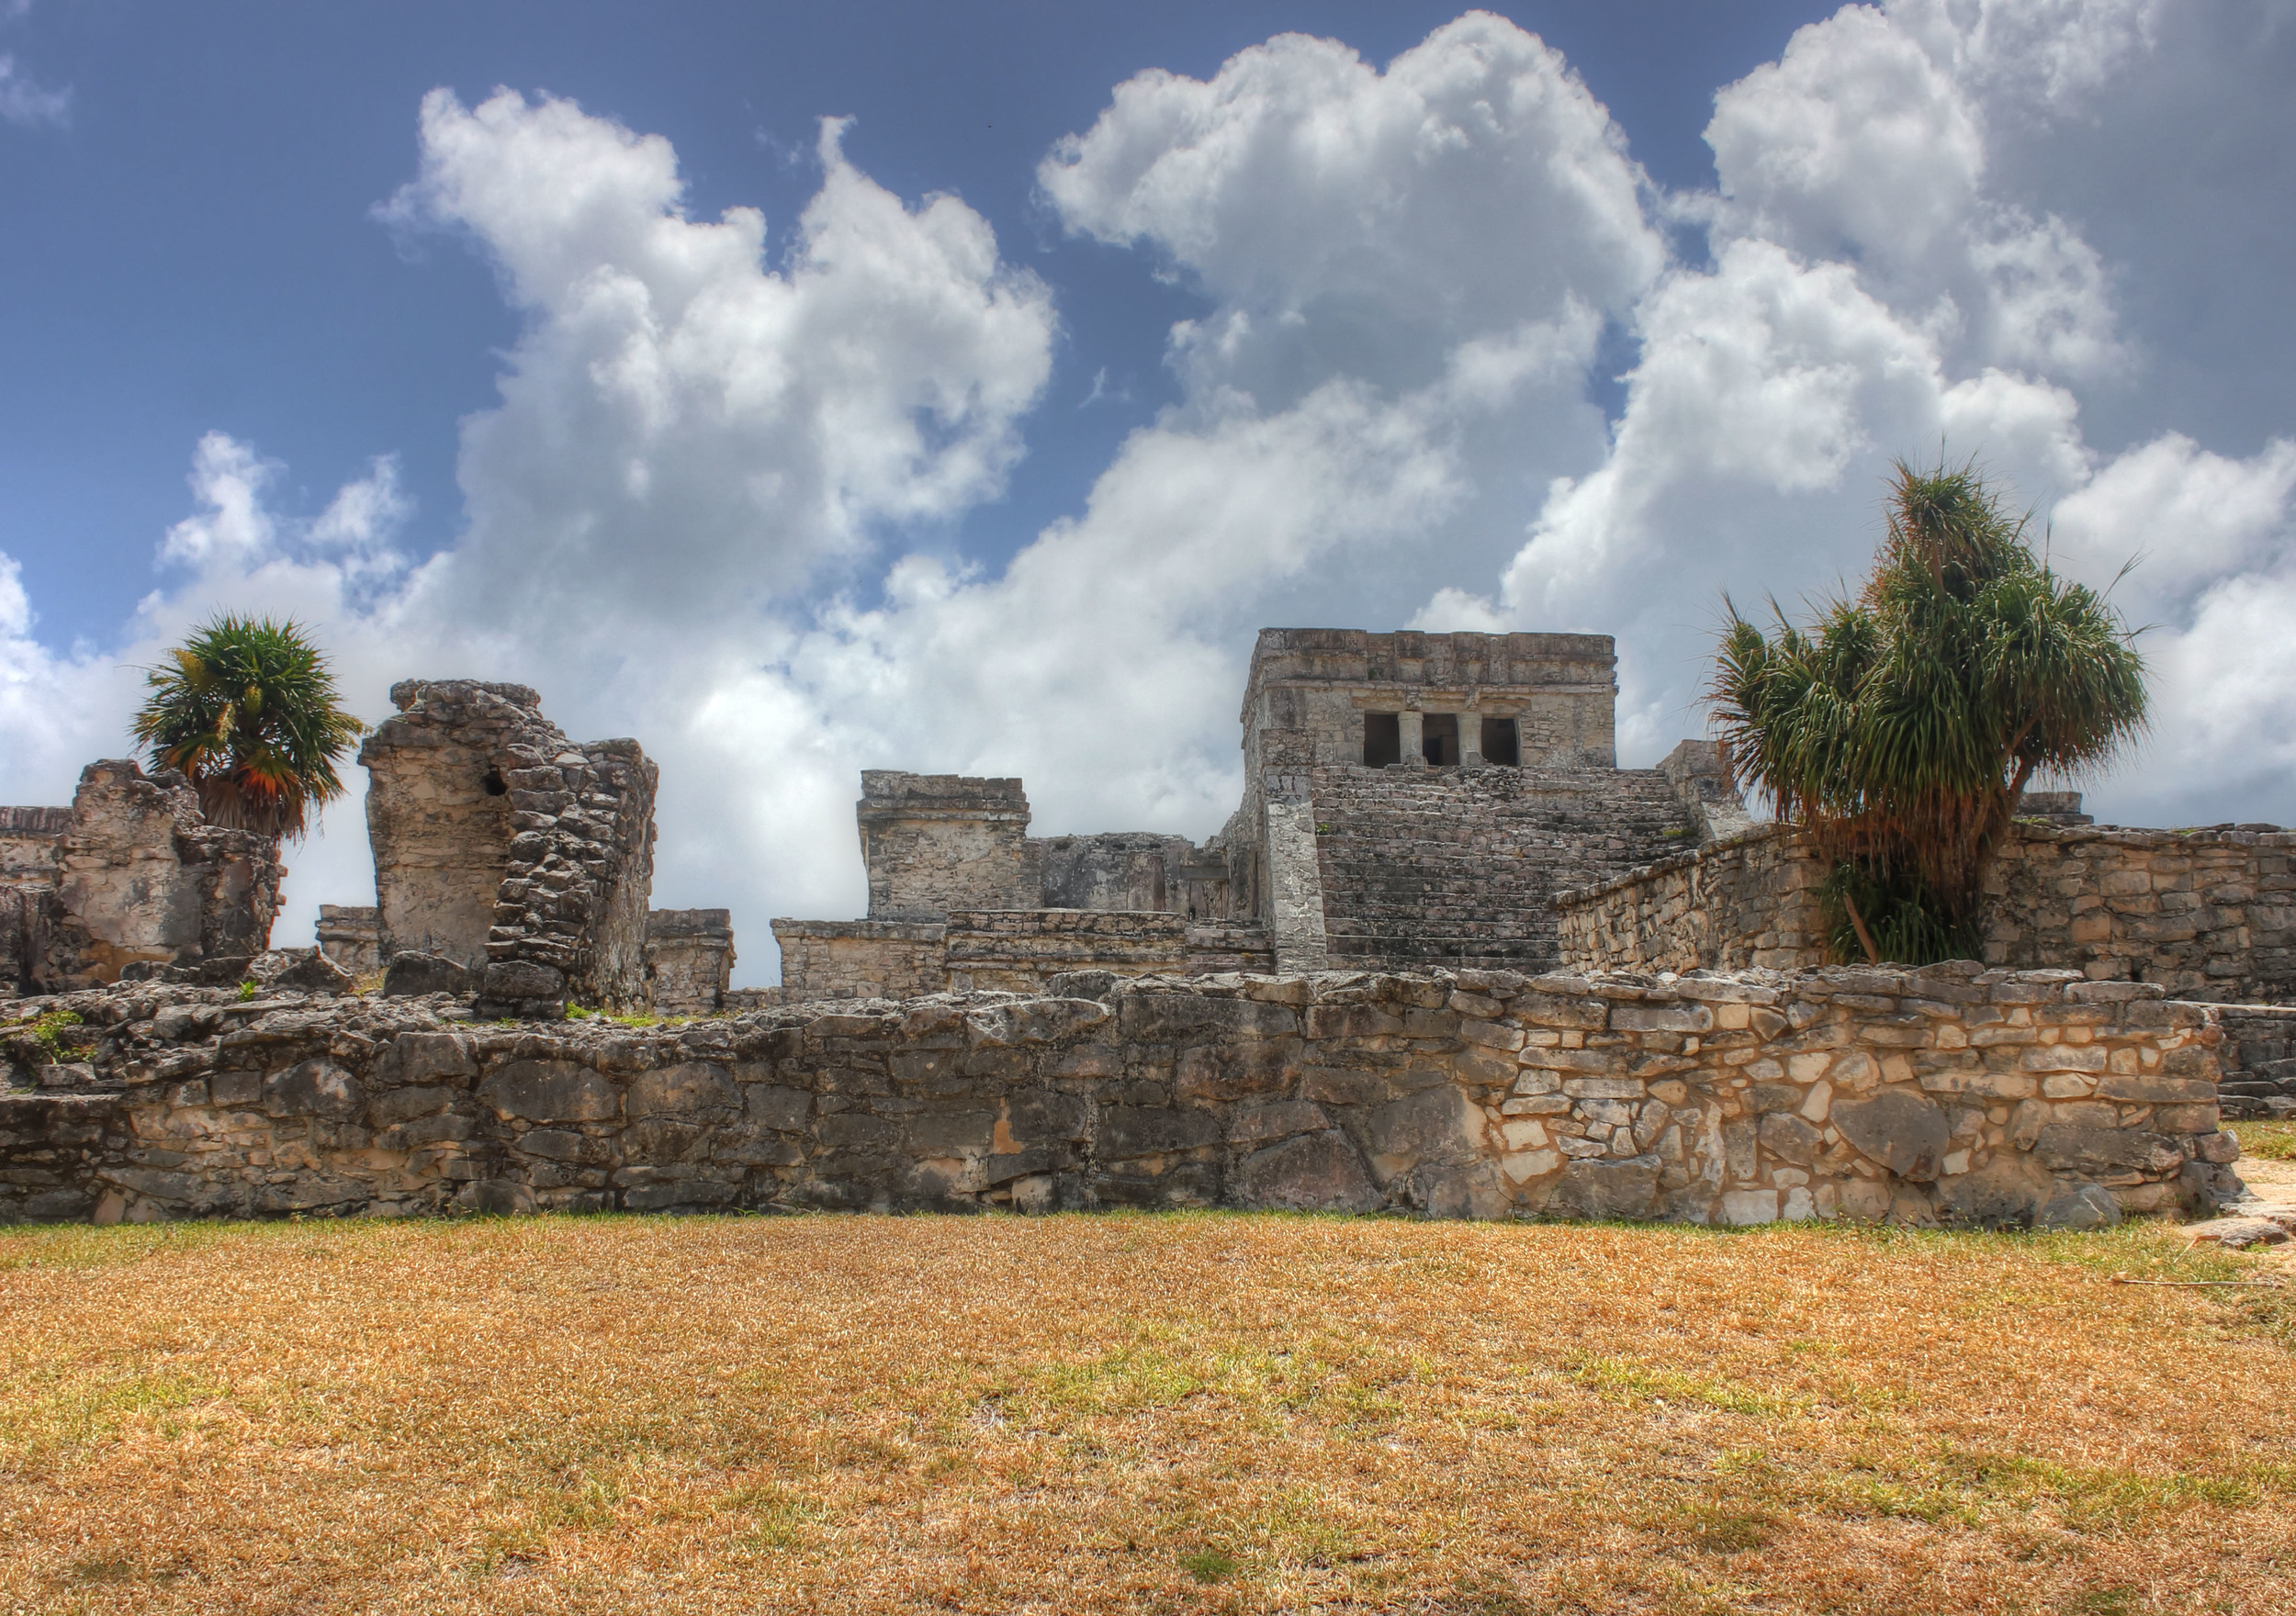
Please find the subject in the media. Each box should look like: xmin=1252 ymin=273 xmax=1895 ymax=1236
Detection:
xmin=2 ymin=1212 xmax=2290 ymax=1615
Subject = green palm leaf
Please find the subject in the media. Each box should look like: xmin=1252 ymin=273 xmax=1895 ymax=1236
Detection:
xmin=1706 ymin=457 xmax=2147 ymax=964
xmin=129 ymin=615 xmax=366 ymax=841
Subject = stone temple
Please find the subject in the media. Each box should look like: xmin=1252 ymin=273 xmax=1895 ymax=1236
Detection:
xmin=767 ymin=628 xmax=1753 ymax=1001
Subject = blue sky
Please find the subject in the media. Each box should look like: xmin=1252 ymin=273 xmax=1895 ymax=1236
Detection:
xmin=3 ymin=2 xmax=2292 ymax=982
xmin=1 ymin=0 xmax=1840 ymax=640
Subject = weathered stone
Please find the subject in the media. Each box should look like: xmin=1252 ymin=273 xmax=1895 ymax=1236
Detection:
xmin=1757 ymin=1112 xmax=1822 ymax=1166
xmin=264 ymin=1060 xmax=362 ymax=1120
xmin=1933 ymin=1154 xmax=2053 ymax=1228
xmin=1548 ymin=1157 xmax=1660 ymax=1220
xmin=1228 ymin=1100 xmax=1331 ymax=1146
xmin=1832 ymin=1089 xmax=1953 ymax=1180
xmin=2035 ymin=1183 xmax=2123 ymax=1230
xmin=628 ymin=1062 xmax=740 ymax=1117
xmin=478 ymin=1060 xmax=619 ymax=1123
xmin=2032 ymin=1126 xmax=2185 ymax=1176
xmin=1232 ymin=1131 xmax=1378 ymax=1212
xmin=382 ymin=952 xmax=473 ymax=999
xmin=1097 ymin=1107 xmax=1220 ymax=1161
xmin=1363 ymin=1086 xmax=1481 ymax=1183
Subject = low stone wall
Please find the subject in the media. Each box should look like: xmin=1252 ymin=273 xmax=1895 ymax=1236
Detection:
xmin=0 ymin=964 xmax=2231 ymax=1229
xmin=1557 ymin=821 xmax=2296 ymax=1005
xmin=770 ymin=919 xmax=946 ymax=1002
xmin=1555 ymin=826 xmax=1825 ymax=974
xmin=1986 ymin=824 xmax=2295 ymax=1003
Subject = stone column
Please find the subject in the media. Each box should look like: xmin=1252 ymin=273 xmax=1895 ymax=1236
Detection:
xmin=1398 ymin=709 xmax=1425 ymax=769
xmin=1261 ymin=789 xmax=1330 ymax=973
xmin=1461 ymin=703 xmax=1484 ymax=768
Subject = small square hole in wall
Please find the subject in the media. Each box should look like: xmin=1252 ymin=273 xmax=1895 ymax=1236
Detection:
xmin=1422 ymin=713 xmax=1459 ymax=766
xmin=1480 ymin=716 xmax=1519 ymax=766
xmin=1364 ymin=713 xmax=1401 ymax=767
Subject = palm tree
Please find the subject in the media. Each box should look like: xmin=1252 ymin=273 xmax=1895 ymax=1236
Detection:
xmin=1709 ymin=458 xmax=2148 ymax=965
xmin=129 ymin=615 xmax=366 ymax=840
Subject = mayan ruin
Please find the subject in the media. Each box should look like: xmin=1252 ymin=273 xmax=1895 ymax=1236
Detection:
xmin=2 ymin=626 xmax=2288 ymax=1238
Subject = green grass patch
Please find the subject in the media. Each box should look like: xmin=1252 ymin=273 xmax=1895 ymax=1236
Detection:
xmin=1570 ymin=1354 xmax=1799 ymax=1418
xmin=2237 ymin=1119 xmax=2296 ymax=1162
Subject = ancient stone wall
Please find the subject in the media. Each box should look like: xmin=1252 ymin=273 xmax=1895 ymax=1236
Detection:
xmin=858 ymin=772 xmax=1039 ymax=922
xmin=315 ymin=906 xmax=381 ymax=978
xmin=771 ymin=920 xmax=947 ymax=1002
xmin=8 ymin=762 xmax=284 ymax=993
xmin=1556 ymin=826 xmax=1828 ymax=975
xmin=1305 ymin=765 xmax=1702 ymax=973
xmin=0 ymin=965 xmax=2231 ymax=1229
xmin=1558 ymin=821 xmax=2296 ymax=1004
xmin=359 ymin=681 xmax=658 ymax=1016
xmin=942 ymin=910 xmax=1191 ymax=993
xmin=0 ymin=806 xmax=70 ymax=888
xmin=2213 ymin=1006 xmax=2296 ymax=1120
xmin=1242 ymin=629 xmax=1620 ymax=776
xmin=646 ymin=909 xmax=734 ymax=1016
xmin=1036 ymin=832 xmax=1201 ymax=915
xmin=1984 ymin=824 xmax=2295 ymax=1003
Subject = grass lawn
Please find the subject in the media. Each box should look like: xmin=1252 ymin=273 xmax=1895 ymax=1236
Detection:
xmin=2 ymin=1213 xmax=2290 ymax=1615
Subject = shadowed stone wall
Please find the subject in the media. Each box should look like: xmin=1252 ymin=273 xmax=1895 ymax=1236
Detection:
xmin=0 ymin=964 xmax=2230 ymax=1229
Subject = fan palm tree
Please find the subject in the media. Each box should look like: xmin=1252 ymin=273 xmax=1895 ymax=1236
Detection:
xmin=129 ymin=616 xmax=366 ymax=840
xmin=1709 ymin=458 xmax=2148 ymax=965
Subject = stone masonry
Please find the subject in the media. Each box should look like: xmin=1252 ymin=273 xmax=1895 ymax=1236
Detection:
xmin=0 ymin=963 xmax=2230 ymax=1229
xmin=645 ymin=910 xmax=736 ymax=1016
xmin=1 ymin=762 xmax=283 ymax=994
xmin=775 ymin=632 xmax=1748 ymax=997
xmin=860 ymin=772 xmax=1039 ymax=921
xmin=315 ymin=905 xmax=382 ymax=978
xmin=359 ymin=680 xmax=658 ymax=1016
xmin=1558 ymin=813 xmax=2296 ymax=1006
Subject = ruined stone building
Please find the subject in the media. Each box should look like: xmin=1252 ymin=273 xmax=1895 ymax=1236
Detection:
xmin=767 ymin=629 xmax=1753 ymax=999
xmin=4 ymin=680 xmax=729 ymax=1015
xmin=1 ymin=762 xmax=284 ymax=993
xmin=349 ymin=679 xmax=733 ymax=1016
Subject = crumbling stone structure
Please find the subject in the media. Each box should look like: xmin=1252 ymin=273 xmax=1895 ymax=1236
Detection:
xmin=1 ymin=762 xmax=283 ymax=994
xmin=771 ymin=631 xmax=1749 ymax=997
xmin=771 ymin=771 xmax=1261 ymax=1002
xmin=1557 ymin=811 xmax=2296 ymax=1006
xmin=315 ymin=905 xmax=381 ymax=977
xmin=359 ymin=680 xmax=657 ymax=1015
xmin=645 ymin=909 xmax=735 ymax=1016
xmin=0 ymin=963 xmax=2236 ymax=1228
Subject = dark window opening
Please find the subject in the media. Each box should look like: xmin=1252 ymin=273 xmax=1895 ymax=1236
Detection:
xmin=480 ymin=769 xmax=508 ymax=797
xmin=1422 ymin=713 xmax=1460 ymax=766
xmin=1363 ymin=712 xmax=1401 ymax=767
xmin=1480 ymin=715 xmax=1520 ymax=767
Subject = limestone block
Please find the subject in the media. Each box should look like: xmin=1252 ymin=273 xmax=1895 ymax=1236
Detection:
xmin=1832 ymin=1089 xmax=1952 ymax=1180
xmin=1232 ymin=1131 xmax=1379 ymax=1212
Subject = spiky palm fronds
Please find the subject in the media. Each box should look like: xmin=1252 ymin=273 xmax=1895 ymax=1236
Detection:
xmin=129 ymin=616 xmax=366 ymax=840
xmin=1710 ymin=458 xmax=2147 ymax=964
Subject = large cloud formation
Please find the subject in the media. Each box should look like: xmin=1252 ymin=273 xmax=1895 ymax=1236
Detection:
xmin=1 ymin=3 xmax=2289 ymax=978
